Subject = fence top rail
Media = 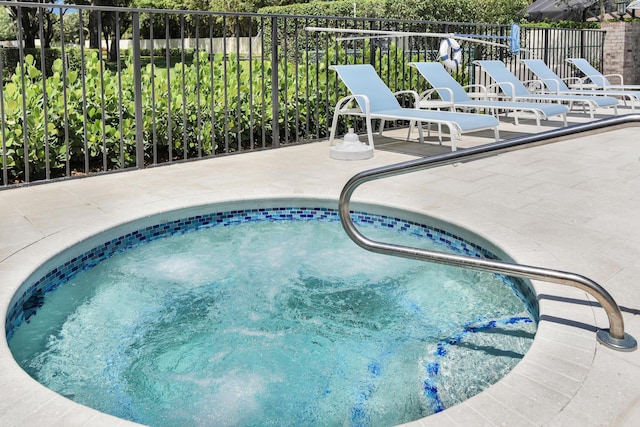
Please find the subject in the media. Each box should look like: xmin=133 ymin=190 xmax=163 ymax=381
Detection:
xmin=520 ymin=25 xmax=606 ymax=33
xmin=0 ymin=1 xmax=262 ymax=17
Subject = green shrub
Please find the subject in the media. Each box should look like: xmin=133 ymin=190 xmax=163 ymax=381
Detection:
xmin=1 ymin=41 xmax=423 ymax=183
xmin=1 ymin=47 xmax=100 ymax=83
xmin=1 ymin=55 xmax=64 ymax=179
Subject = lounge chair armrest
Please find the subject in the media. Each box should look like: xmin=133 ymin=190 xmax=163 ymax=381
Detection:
xmin=418 ymin=88 xmax=439 ymax=100
xmin=562 ymin=76 xmax=583 ymax=86
xmin=521 ymin=79 xmax=546 ymax=93
xmin=602 ymin=73 xmax=624 ymax=85
xmin=393 ymin=89 xmax=421 ymax=107
xmin=536 ymin=77 xmax=563 ymax=93
xmin=461 ymin=83 xmax=487 ymax=92
xmin=486 ymin=82 xmax=517 ymax=101
xmin=461 ymin=83 xmax=488 ymax=99
xmin=563 ymin=76 xmax=600 ymax=90
xmin=334 ymin=94 xmax=370 ymax=115
xmin=583 ymin=73 xmax=620 ymax=87
xmin=418 ymin=87 xmax=454 ymax=103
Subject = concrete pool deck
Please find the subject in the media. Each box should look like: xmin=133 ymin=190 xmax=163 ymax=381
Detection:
xmin=1 ymin=108 xmax=639 ymax=426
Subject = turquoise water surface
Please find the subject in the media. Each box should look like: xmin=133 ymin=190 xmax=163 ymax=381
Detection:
xmin=9 ymin=213 xmax=536 ymax=426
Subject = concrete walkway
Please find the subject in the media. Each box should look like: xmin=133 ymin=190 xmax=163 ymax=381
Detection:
xmin=1 ymin=108 xmax=639 ymax=426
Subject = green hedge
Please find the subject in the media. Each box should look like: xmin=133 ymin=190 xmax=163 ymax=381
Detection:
xmin=1 ymin=48 xmax=59 ymax=81
xmin=1 ymin=47 xmax=99 ymax=83
xmin=1 ymin=42 xmax=425 ymax=183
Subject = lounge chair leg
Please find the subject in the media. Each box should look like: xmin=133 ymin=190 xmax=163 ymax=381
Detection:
xmin=448 ymin=125 xmax=456 ymax=151
xmin=328 ymin=107 xmax=341 ymax=145
xmin=417 ymin=122 xmax=424 ymax=144
xmin=412 ymin=122 xmax=430 ymax=141
xmin=365 ymin=116 xmax=375 ymax=147
xmin=407 ymin=121 xmax=415 ymax=141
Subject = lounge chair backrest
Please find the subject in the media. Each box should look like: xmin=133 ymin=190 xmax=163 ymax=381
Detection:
xmin=330 ymin=64 xmax=402 ymax=113
xmin=566 ymin=58 xmax=611 ymax=87
xmin=522 ymin=59 xmax=571 ymax=91
xmin=475 ymin=60 xmax=530 ymax=97
xmin=410 ymin=62 xmax=471 ymax=102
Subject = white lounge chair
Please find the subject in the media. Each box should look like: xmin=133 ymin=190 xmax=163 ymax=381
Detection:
xmin=409 ymin=61 xmax=568 ymax=131
xmin=566 ymin=58 xmax=640 ymax=90
xmin=523 ymin=58 xmax=636 ymax=111
xmin=475 ymin=60 xmax=619 ymax=118
xmin=329 ymin=64 xmax=500 ymax=151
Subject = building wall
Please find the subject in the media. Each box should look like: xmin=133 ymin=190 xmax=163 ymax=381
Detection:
xmin=601 ymin=21 xmax=640 ymax=85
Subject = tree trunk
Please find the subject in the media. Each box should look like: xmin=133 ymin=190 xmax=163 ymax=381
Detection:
xmin=20 ymin=9 xmax=36 ymax=48
xmin=110 ymin=34 xmax=118 ymax=62
xmin=89 ymin=3 xmax=100 ymax=49
xmin=43 ymin=11 xmax=54 ymax=48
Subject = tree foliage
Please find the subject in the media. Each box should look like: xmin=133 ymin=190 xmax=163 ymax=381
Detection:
xmin=5 ymin=1 xmax=58 ymax=48
xmin=258 ymin=0 xmax=530 ymax=24
xmin=0 ymin=7 xmax=16 ymax=41
xmin=69 ymin=0 xmax=133 ymax=61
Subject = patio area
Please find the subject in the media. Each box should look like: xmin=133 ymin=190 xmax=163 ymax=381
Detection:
xmin=1 ymin=106 xmax=639 ymax=426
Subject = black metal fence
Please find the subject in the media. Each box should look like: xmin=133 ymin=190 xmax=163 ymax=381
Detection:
xmin=0 ymin=1 xmax=605 ymax=188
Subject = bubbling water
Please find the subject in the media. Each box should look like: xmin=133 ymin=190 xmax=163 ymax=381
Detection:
xmin=9 ymin=218 xmax=536 ymax=426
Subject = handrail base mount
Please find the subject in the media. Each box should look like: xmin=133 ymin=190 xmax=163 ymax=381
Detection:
xmin=597 ymin=329 xmax=637 ymax=352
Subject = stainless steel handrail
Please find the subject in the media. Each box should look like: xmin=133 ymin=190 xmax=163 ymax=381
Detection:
xmin=339 ymin=114 xmax=639 ymax=351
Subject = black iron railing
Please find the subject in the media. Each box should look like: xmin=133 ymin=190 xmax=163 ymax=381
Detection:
xmin=0 ymin=1 xmax=605 ymax=187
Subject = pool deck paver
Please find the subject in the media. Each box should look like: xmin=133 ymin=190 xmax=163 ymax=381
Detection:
xmin=1 ymin=108 xmax=639 ymax=426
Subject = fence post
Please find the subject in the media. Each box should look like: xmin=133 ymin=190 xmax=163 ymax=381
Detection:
xmin=271 ymin=16 xmax=280 ymax=147
xmin=132 ymin=12 xmax=145 ymax=169
xmin=543 ymin=28 xmax=550 ymax=65
xmin=16 ymin=7 xmax=30 ymax=183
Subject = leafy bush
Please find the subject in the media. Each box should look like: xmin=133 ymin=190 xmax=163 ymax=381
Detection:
xmin=1 ymin=39 xmax=425 ymax=184
xmin=1 ymin=53 xmax=136 ymax=180
xmin=1 ymin=58 xmax=62 ymax=179
xmin=0 ymin=50 xmax=330 ymax=181
xmin=1 ymin=47 xmax=101 ymax=83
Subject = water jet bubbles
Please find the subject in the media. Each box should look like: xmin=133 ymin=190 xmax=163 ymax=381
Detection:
xmin=9 ymin=214 xmax=535 ymax=426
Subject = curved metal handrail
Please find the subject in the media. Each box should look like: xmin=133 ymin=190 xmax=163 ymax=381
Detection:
xmin=339 ymin=114 xmax=639 ymax=351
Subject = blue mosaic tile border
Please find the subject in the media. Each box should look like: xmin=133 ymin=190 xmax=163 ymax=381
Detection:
xmin=5 ymin=206 xmax=538 ymax=340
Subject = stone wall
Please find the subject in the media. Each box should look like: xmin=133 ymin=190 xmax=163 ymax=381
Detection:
xmin=601 ymin=21 xmax=640 ymax=85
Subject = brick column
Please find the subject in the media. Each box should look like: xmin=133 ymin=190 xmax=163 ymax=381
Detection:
xmin=601 ymin=21 xmax=640 ymax=85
